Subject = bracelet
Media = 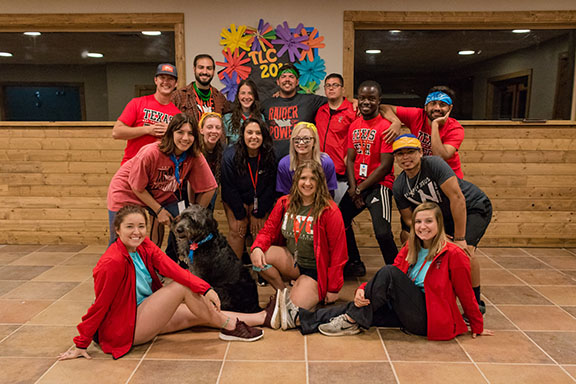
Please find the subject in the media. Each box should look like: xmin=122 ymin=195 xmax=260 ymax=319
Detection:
xmin=453 ymin=237 xmax=466 ymax=241
xmin=156 ymin=206 xmax=164 ymax=215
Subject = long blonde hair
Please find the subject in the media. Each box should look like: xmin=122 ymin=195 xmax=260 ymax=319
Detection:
xmin=289 ymin=122 xmax=321 ymax=171
xmin=406 ymin=202 xmax=447 ymax=264
xmin=287 ymin=160 xmax=331 ymax=223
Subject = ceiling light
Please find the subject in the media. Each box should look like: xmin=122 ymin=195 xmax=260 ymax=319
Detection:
xmin=86 ymin=52 xmax=104 ymax=58
xmin=458 ymin=50 xmax=475 ymax=55
xmin=0 ymin=52 xmax=13 ymax=57
xmin=512 ymin=29 xmax=531 ymax=34
xmin=366 ymin=49 xmax=382 ymax=54
xmin=24 ymin=32 xmax=41 ymax=36
xmin=142 ymin=31 xmax=162 ymax=36
xmin=389 ymin=30 xmax=401 ymax=33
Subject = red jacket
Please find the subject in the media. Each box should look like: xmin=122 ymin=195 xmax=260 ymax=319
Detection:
xmin=73 ymin=238 xmax=211 ymax=359
xmin=315 ymin=99 xmax=357 ymax=175
xmin=252 ymin=196 xmax=348 ymax=300
xmin=359 ymin=242 xmax=483 ymax=340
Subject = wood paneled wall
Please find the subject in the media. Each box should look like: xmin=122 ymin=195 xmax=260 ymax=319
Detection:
xmin=0 ymin=122 xmax=575 ymax=247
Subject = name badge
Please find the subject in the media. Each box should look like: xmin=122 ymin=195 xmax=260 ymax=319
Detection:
xmin=359 ymin=163 xmax=368 ymax=178
xmin=177 ymin=200 xmax=186 ymax=214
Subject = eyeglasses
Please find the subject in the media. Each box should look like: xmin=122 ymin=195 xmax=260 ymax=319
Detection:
xmin=324 ymin=83 xmax=342 ymax=89
xmin=292 ymin=136 xmax=313 ymax=144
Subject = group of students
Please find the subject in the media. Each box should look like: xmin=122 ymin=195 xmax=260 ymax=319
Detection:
xmin=60 ymin=61 xmax=494 ymax=361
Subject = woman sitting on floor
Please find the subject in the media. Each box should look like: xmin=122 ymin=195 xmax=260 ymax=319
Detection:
xmin=59 ymin=205 xmax=282 ymax=361
xmin=251 ymin=160 xmax=347 ymax=329
xmin=275 ymin=122 xmax=337 ymax=197
xmin=284 ymin=202 xmax=494 ymax=341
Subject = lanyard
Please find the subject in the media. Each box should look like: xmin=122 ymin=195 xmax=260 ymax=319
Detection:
xmin=194 ymin=89 xmax=214 ymax=119
xmin=240 ymin=113 xmax=251 ymax=123
xmin=410 ymin=259 xmax=429 ymax=283
xmin=247 ymin=153 xmax=261 ymax=194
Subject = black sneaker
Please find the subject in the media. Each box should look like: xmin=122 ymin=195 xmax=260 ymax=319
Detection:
xmin=219 ymin=319 xmax=263 ymax=342
xmin=344 ymin=260 xmax=366 ymax=277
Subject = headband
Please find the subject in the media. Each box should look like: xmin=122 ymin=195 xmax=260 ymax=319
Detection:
xmin=296 ymin=122 xmax=317 ymax=134
xmin=199 ymin=112 xmax=222 ymax=128
xmin=278 ymin=67 xmax=299 ymax=78
xmin=425 ymin=91 xmax=453 ymax=106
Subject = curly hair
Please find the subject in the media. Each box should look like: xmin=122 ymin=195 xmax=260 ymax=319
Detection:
xmin=233 ymin=118 xmax=276 ymax=177
xmin=287 ymin=160 xmax=331 ymax=223
xmin=228 ymin=79 xmax=263 ymax=141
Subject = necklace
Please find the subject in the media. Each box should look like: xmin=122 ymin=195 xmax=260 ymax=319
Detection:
xmin=406 ymin=170 xmax=421 ymax=195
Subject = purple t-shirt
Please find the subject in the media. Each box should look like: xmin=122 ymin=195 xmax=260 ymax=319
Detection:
xmin=276 ymin=153 xmax=338 ymax=195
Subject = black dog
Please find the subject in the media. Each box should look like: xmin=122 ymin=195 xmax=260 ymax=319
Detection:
xmin=172 ymin=205 xmax=261 ymax=313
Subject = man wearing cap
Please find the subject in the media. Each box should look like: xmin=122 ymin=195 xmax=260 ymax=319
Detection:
xmin=392 ymin=133 xmax=492 ymax=312
xmin=262 ymin=63 xmax=327 ymax=158
xmin=112 ymin=63 xmax=181 ymax=164
xmin=382 ymin=86 xmax=465 ymax=178
xmin=171 ymin=54 xmax=231 ymax=121
xmin=339 ymin=80 xmax=398 ymax=277
xmin=315 ymin=73 xmax=357 ymax=204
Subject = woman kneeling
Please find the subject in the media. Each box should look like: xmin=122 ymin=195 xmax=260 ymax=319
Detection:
xmin=295 ymin=202 xmax=493 ymax=341
xmin=59 ymin=205 xmax=277 ymax=361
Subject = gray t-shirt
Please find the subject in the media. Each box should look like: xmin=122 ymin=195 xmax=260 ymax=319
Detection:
xmin=392 ymin=156 xmax=488 ymax=221
xmin=262 ymin=93 xmax=327 ymax=158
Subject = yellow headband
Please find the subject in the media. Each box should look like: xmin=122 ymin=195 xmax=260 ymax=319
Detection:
xmin=199 ymin=112 xmax=222 ymax=127
xmin=296 ymin=122 xmax=317 ymax=134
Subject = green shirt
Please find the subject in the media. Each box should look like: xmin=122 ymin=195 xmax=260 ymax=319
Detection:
xmin=281 ymin=205 xmax=316 ymax=269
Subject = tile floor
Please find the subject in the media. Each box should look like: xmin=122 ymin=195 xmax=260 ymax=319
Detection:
xmin=0 ymin=244 xmax=575 ymax=383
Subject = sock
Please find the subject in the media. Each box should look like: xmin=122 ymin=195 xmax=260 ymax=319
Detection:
xmin=473 ymin=286 xmax=481 ymax=304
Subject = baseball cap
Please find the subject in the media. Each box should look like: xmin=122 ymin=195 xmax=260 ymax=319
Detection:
xmin=392 ymin=134 xmax=422 ymax=153
xmin=155 ymin=63 xmax=178 ymax=79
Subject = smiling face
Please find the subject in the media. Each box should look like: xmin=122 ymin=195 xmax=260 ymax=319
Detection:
xmin=394 ymin=148 xmax=423 ymax=175
xmin=297 ymin=167 xmax=318 ymax=203
xmin=276 ymin=71 xmax=298 ymax=96
xmin=200 ymin=117 xmax=223 ymax=149
xmin=116 ymin=213 xmax=147 ymax=253
xmin=358 ymin=86 xmax=380 ymax=119
xmin=414 ymin=209 xmax=439 ymax=247
xmin=173 ymin=123 xmax=195 ymax=155
xmin=424 ymin=100 xmax=452 ymax=121
xmin=238 ymin=84 xmax=255 ymax=112
xmin=194 ymin=57 xmax=215 ymax=88
xmin=292 ymin=128 xmax=314 ymax=158
xmin=244 ymin=122 xmax=263 ymax=153
xmin=154 ymin=74 xmax=177 ymax=97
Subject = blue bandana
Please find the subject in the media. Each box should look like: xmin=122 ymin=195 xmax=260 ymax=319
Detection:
xmin=187 ymin=233 xmax=214 ymax=264
xmin=169 ymin=152 xmax=188 ymax=186
xmin=425 ymin=91 xmax=452 ymax=106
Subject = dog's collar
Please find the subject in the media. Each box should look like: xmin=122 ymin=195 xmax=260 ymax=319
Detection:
xmin=187 ymin=233 xmax=214 ymax=264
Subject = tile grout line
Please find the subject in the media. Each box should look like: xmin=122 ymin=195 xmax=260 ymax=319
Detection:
xmin=376 ymin=329 xmax=401 ymax=384
xmin=304 ymin=335 xmax=309 ymax=384
xmin=481 ymin=254 xmax=572 ymax=375
xmin=124 ymin=335 xmax=157 ymax=384
xmin=215 ymin=341 xmax=231 ymax=384
xmin=454 ymin=336 xmax=492 ymax=384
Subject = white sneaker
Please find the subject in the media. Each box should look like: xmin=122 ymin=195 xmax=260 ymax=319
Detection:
xmin=280 ymin=288 xmax=299 ymax=330
xmin=318 ymin=314 xmax=361 ymax=336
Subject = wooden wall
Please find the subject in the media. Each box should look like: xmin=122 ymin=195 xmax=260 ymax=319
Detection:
xmin=0 ymin=121 xmax=575 ymax=247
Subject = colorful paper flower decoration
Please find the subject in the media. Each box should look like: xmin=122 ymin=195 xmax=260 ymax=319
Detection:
xmin=246 ymin=19 xmax=276 ymax=52
xmin=220 ymin=24 xmax=252 ymax=52
xmin=272 ymin=21 xmax=309 ymax=62
xmin=294 ymin=57 xmax=326 ymax=87
xmin=298 ymin=81 xmax=319 ymax=94
xmin=296 ymin=27 xmax=325 ymax=62
xmin=216 ymin=48 xmax=252 ymax=82
xmin=220 ymin=72 xmax=239 ymax=102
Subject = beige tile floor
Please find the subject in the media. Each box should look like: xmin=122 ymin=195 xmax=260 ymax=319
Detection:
xmin=1 ymin=244 xmax=576 ymax=384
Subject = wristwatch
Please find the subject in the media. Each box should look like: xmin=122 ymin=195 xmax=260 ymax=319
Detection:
xmin=355 ymin=186 xmax=361 ymax=195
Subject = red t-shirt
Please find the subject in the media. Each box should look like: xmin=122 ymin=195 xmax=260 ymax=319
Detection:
xmin=347 ymin=115 xmax=394 ymax=189
xmin=117 ymin=94 xmax=181 ymax=164
xmin=396 ymin=106 xmax=464 ymax=178
xmin=107 ymin=143 xmax=217 ymax=212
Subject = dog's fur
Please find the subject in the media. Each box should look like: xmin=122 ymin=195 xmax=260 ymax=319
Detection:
xmin=172 ymin=205 xmax=261 ymax=313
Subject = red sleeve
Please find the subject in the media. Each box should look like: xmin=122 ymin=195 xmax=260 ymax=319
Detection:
xmin=251 ymin=197 xmax=287 ymax=253
xmin=395 ymin=106 xmax=424 ymax=135
xmin=149 ymin=241 xmax=211 ymax=295
xmin=448 ymin=245 xmax=483 ymax=334
xmin=347 ymin=120 xmax=357 ymax=150
xmin=186 ymin=155 xmax=218 ymax=193
xmin=118 ymin=98 xmax=139 ymax=126
xmin=74 ymin=258 xmax=124 ymax=348
xmin=323 ymin=205 xmax=348 ymax=293
xmin=128 ymin=146 xmax=156 ymax=192
xmin=441 ymin=119 xmax=465 ymax=149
